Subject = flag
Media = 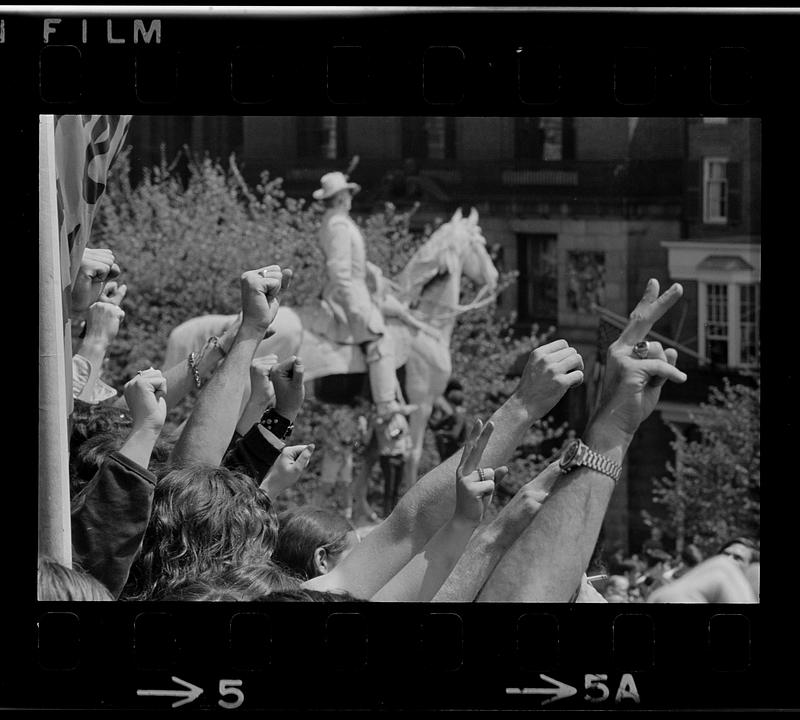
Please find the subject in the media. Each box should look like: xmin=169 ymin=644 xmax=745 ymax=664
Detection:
xmin=39 ymin=114 xmax=132 ymax=564
xmin=54 ymin=114 xmax=132 ymax=286
xmin=53 ymin=115 xmax=132 ymax=413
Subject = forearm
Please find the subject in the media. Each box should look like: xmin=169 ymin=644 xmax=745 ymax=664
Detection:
xmin=478 ymin=473 xmax=615 ymax=601
xmin=224 ymin=424 xmax=282 ymax=484
xmin=163 ymin=344 xmax=225 ymax=410
xmin=308 ymin=396 xmax=535 ymax=598
xmin=371 ymin=517 xmax=476 ymax=602
xmin=478 ymin=430 xmax=626 ymax=602
xmin=648 ymin=556 xmax=756 ymax=603
xmin=236 ymin=393 xmax=268 ymax=437
xmin=119 ymin=426 xmax=161 ymax=470
xmin=433 ymin=525 xmax=508 ymax=602
xmin=74 ymin=338 xmax=109 ymax=401
xmin=389 ymin=396 xmax=534 ymax=541
xmin=170 ymin=326 xmax=261 ymax=466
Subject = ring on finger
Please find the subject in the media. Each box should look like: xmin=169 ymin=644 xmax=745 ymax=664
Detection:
xmin=477 ymin=468 xmax=486 ymax=482
xmin=633 ymin=340 xmax=650 ymax=359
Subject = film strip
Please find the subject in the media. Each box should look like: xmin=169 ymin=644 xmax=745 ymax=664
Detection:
xmin=4 ymin=5 xmax=795 ymax=713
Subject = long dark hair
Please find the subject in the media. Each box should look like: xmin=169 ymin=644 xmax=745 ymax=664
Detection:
xmin=125 ymin=464 xmax=279 ymax=600
xmin=219 ymin=562 xmax=303 ymax=598
xmin=272 ymin=506 xmax=355 ymax=581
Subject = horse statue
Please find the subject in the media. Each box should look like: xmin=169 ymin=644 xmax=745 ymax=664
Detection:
xmin=163 ymin=207 xmax=500 ymax=513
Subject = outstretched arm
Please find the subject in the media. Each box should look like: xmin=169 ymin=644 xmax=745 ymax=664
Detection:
xmin=371 ymin=421 xmax=504 ymax=601
xmin=647 ymin=555 xmax=756 ymax=603
xmin=478 ymin=279 xmax=686 ymax=602
xmin=304 ymin=339 xmax=584 ymax=598
xmin=170 ymin=266 xmax=291 ymax=467
xmin=433 ymin=466 xmax=556 ymax=602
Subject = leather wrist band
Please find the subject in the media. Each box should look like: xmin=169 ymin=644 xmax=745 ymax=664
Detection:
xmin=260 ymin=408 xmax=293 ymax=439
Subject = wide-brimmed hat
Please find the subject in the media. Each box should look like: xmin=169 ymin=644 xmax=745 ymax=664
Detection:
xmin=313 ymin=171 xmax=361 ymax=200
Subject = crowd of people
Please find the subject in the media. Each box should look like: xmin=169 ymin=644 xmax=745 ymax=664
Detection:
xmin=40 ymin=175 xmax=760 ymax=605
xmin=583 ymin=534 xmax=761 ymax=603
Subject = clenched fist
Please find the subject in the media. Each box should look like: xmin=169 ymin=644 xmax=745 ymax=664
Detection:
xmin=72 ymin=248 xmax=121 ymax=315
xmin=261 ymin=443 xmax=315 ymax=499
xmin=269 ymin=356 xmax=305 ymax=423
xmin=240 ymin=265 xmax=293 ymax=333
xmin=123 ymin=368 xmax=167 ymax=433
xmin=84 ymin=300 xmax=125 ymax=347
xmin=512 ymin=339 xmax=584 ymax=423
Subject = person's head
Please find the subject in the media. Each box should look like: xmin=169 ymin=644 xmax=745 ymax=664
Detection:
xmin=603 ymin=575 xmax=630 ymax=603
xmin=218 ymin=562 xmax=303 ymax=599
xmin=38 ymin=556 xmax=113 ymax=601
xmin=160 ymin=577 xmax=253 ymax=602
xmin=70 ymin=401 xmax=132 ymax=450
xmin=272 ymin=506 xmax=359 ymax=580
xmin=719 ymin=537 xmax=760 ymax=567
xmin=127 ymin=464 xmax=279 ymax=600
xmin=259 ymin=588 xmax=367 ymax=602
xmin=69 ymin=402 xmax=134 ymax=495
xmin=314 ymin=171 xmax=359 ymax=212
xmin=326 ymin=189 xmax=353 ymax=212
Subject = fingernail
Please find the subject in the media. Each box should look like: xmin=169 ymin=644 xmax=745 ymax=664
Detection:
xmin=308 ymin=444 xmax=315 ymax=452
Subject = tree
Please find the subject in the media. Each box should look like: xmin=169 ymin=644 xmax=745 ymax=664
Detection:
xmin=646 ymin=378 xmax=760 ymax=557
xmin=91 ymin=147 xmax=567 ymax=512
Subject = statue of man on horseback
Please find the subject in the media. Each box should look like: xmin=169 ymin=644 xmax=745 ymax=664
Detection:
xmin=313 ymin=171 xmax=409 ymax=443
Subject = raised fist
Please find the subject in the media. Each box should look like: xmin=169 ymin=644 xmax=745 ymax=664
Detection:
xmin=123 ymin=368 xmax=167 ymax=433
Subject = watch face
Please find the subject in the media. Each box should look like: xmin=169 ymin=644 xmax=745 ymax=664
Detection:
xmin=561 ymin=439 xmax=580 ymax=467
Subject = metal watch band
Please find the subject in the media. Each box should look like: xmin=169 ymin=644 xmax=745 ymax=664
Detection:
xmin=581 ymin=446 xmax=622 ymax=483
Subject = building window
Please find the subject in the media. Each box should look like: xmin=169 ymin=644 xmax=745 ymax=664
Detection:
xmin=567 ymin=251 xmax=606 ymax=313
xmin=699 ymin=281 xmax=760 ymax=369
xmin=401 ymin=117 xmax=455 ymax=160
xmin=739 ymin=283 xmax=760 ymax=367
xmin=517 ymin=234 xmax=558 ymax=328
xmin=514 ymin=118 xmax=575 ymax=161
xmin=297 ymin=116 xmax=347 ymax=159
xmin=704 ymin=283 xmax=729 ymax=365
xmin=703 ymin=157 xmax=728 ymax=224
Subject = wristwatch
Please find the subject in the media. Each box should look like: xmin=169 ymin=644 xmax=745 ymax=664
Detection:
xmin=260 ymin=408 xmax=294 ymax=440
xmin=559 ymin=438 xmax=621 ymax=483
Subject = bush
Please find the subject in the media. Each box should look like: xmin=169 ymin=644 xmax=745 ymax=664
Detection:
xmin=645 ymin=377 xmax=760 ymax=556
xmin=93 ymin=149 xmax=566 ymax=508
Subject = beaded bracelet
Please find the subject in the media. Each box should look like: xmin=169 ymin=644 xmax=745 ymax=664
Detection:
xmin=187 ymin=351 xmax=202 ymax=389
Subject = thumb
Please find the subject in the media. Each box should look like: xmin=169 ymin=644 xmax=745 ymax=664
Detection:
xmin=285 ymin=443 xmax=314 ymax=461
xmin=291 ymin=357 xmax=305 ymax=385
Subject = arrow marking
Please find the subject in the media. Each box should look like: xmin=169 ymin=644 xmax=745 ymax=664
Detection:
xmin=137 ymin=675 xmax=204 ymax=708
xmin=506 ymin=673 xmax=577 ymax=706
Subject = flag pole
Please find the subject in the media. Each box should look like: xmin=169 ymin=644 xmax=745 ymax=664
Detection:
xmin=38 ymin=114 xmax=72 ymax=566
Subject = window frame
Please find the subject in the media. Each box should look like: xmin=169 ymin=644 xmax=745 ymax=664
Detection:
xmin=698 ymin=280 xmax=760 ymax=369
xmin=702 ymin=156 xmax=729 ymax=225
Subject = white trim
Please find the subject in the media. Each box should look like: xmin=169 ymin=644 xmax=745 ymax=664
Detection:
xmin=661 ymin=241 xmax=760 ymax=283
